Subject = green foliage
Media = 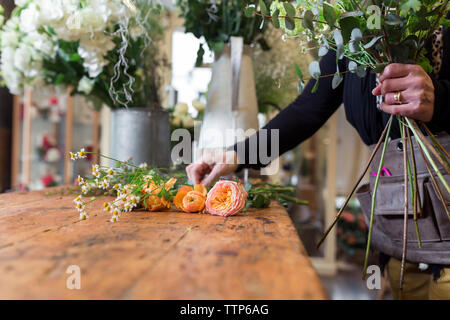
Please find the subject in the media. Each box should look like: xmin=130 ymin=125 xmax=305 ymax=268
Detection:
xmin=176 ymin=0 xmax=270 ymax=66
xmin=244 ymin=181 xmax=308 ymax=209
xmin=247 ymin=0 xmax=450 ymax=87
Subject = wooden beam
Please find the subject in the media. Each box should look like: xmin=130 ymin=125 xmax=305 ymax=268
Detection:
xmin=92 ymin=109 xmax=100 ymax=164
xmin=10 ymin=95 xmax=21 ymax=190
xmin=64 ymin=88 xmax=74 ymax=185
xmin=22 ymin=88 xmax=32 ymax=187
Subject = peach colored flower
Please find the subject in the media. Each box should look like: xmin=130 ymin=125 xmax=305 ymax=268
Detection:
xmin=206 ymin=181 xmax=248 ymax=217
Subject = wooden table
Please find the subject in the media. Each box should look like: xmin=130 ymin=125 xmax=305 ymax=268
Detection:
xmin=0 ymin=188 xmax=326 ymax=299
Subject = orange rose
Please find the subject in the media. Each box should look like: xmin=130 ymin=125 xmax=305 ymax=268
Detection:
xmin=205 ymin=181 xmax=248 ymax=217
xmin=173 ymin=184 xmax=207 ymax=213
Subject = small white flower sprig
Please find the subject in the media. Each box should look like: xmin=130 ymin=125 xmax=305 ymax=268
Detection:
xmin=70 ymin=149 xmax=188 ymax=222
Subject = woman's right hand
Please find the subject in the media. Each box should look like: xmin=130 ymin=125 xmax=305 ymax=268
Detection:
xmin=186 ymin=150 xmax=239 ymax=187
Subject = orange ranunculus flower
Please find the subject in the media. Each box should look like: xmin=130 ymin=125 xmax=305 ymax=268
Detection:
xmin=142 ymin=177 xmax=177 ymax=212
xmin=205 ymin=181 xmax=248 ymax=217
xmin=182 ymin=191 xmax=206 ymax=213
xmin=173 ymin=184 xmax=207 ymax=213
xmin=173 ymin=185 xmax=193 ymax=211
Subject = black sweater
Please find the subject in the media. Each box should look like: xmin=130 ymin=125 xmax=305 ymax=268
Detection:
xmin=235 ymin=28 xmax=450 ymax=170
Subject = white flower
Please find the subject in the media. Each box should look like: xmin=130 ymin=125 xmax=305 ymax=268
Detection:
xmin=139 ymin=162 xmax=148 ymax=169
xmin=106 ymin=167 xmax=115 ymax=178
xmin=77 ymin=148 xmax=87 ymax=159
xmin=110 ymin=215 xmax=118 ymax=222
xmin=80 ymin=212 xmax=88 ymax=220
xmin=73 ymin=195 xmax=82 ymax=204
xmin=77 ymin=76 xmax=95 ymax=94
xmin=37 ymin=0 xmax=65 ymax=25
xmin=77 ymin=34 xmax=115 ymax=77
xmin=123 ymin=202 xmax=132 ymax=212
xmin=182 ymin=115 xmax=195 ymax=128
xmin=81 ymin=185 xmax=89 ymax=194
xmin=192 ymin=99 xmax=205 ymax=111
xmin=70 ymin=152 xmax=78 ymax=160
xmin=171 ymin=116 xmax=181 ymax=126
xmin=100 ymin=178 xmax=109 ymax=190
xmin=14 ymin=0 xmax=29 ymax=6
xmin=19 ymin=3 xmax=40 ymax=33
xmin=1 ymin=31 xmax=19 ymax=48
xmin=75 ymin=201 xmax=85 ymax=212
xmin=174 ymin=103 xmax=189 ymax=115
xmin=13 ymin=45 xmax=32 ymax=72
xmin=45 ymin=147 xmax=60 ymax=162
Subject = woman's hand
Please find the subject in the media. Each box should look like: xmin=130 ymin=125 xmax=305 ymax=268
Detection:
xmin=372 ymin=63 xmax=435 ymax=122
xmin=186 ymin=150 xmax=239 ymax=187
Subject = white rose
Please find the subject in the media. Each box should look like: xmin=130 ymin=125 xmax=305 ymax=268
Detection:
xmin=1 ymin=31 xmax=19 ymax=48
xmin=24 ymin=32 xmax=56 ymax=57
xmin=14 ymin=0 xmax=29 ymax=6
xmin=182 ymin=115 xmax=195 ymax=128
xmin=14 ymin=45 xmax=32 ymax=72
xmin=80 ymin=7 xmax=108 ymax=33
xmin=2 ymin=67 xmax=22 ymax=94
xmin=19 ymin=3 xmax=40 ymax=33
xmin=174 ymin=103 xmax=189 ymax=115
xmin=77 ymin=76 xmax=95 ymax=94
xmin=38 ymin=0 xmax=64 ymax=24
xmin=192 ymin=99 xmax=205 ymax=111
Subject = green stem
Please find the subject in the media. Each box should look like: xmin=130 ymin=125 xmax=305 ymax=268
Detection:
xmin=405 ymin=118 xmax=450 ymax=194
xmin=405 ymin=126 xmax=422 ymax=248
xmin=362 ymin=114 xmax=393 ymax=280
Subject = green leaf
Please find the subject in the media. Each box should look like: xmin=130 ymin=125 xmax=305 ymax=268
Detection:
xmin=272 ymin=8 xmax=280 ymax=29
xmin=297 ymin=80 xmax=305 ymax=94
xmin=363 ymin=36 xmax=383 ymax=49
xmin=294 ymin=64 xmax=303 ymax=79
xmin=323 ymin=2 xmax=337 ymax=27
xmin=285 ymin=16 xmax=295 ymax=31
xmin=332 ymin=72 xmax=342 ymax=89
xmin=302 ymin=10 xmax=314 ymax=31
xmin=339 ymin=17 xmax=360 ymax=43
xmin=311 ymin=79 xmax=319 ymax=93
xmin=69 ymin=53 xmax=81 ymax=62
xmin=283 ymin=2 xmax=296 ymax=20
xmin=400 ymin=0 xmax=422 ymax=16
xmin=245 ymin=6 xmax=255 ymax=18
xmin=385 ymin=13 xmax=404 ymax=26
xmin=54 ymin=74 xmax=64 ymax=85
xmin=259 ymin=0 xmax=267 ymax=16
xmin=308 ymin=61 xmax=321 ymax=79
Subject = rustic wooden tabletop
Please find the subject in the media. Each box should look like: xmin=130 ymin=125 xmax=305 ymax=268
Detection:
xmin=0 ymin=188 xmax=326 ymax=299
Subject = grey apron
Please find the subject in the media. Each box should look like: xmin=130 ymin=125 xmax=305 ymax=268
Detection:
xmin=356 ymin=134 xmax=450 ymax=265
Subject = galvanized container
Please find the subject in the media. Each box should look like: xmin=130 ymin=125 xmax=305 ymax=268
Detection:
xmin=110 ymin=108 xmax=170 ymax=167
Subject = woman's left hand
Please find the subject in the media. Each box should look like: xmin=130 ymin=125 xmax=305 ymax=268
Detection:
xmin=372 ymin=63 xmax=435 ymax=122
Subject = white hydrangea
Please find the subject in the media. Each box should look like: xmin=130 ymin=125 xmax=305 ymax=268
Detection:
xmin=1 ymin=0 xmax=138 ymax=97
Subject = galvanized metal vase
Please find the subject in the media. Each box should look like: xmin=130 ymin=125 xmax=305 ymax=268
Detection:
xmin=110 ymin=108 xmax=170 ymax=167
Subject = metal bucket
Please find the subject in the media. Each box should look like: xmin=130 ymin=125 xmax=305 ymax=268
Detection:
xmin=110 ymin=108 xmax=170 ymax=167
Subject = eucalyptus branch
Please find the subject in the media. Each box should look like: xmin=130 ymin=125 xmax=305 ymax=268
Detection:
xmin=254 ymin=12 xmax=341 ymax=30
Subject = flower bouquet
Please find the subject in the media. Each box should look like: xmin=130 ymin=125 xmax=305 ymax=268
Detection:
xmin=69 ymin=149 xmax=308 ymax=222
xmin=247 ymin=0 xmax=450 ymax=288
xmin=176 ymin=0 xmax=270 ymax=66
xmin=0 ymin=0 xmax=166 ymax=109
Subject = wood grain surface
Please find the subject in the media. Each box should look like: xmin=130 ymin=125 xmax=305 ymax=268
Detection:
xmin=0 ymin=188 xmax=326 ymax=299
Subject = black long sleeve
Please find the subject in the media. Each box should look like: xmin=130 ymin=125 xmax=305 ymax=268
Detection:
xmin=234 ymin=51 xmax=344 ymax=170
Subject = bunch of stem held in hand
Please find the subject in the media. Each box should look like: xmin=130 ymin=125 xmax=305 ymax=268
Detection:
xmin=248 ymin=0 xmax=450 ymax=290
xmin=70 ymin=150 xmax=308 ymax=222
